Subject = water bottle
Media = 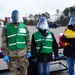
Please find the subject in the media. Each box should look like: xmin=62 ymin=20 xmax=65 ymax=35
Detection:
xmin=52 ymin=52 xmax=55 ymax=60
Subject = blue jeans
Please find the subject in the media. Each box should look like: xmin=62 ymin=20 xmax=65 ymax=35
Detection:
xmin=38 ymin=62 xmax=50 ymax=75
xmin=67 ymin=57 xmax=75 ymax=75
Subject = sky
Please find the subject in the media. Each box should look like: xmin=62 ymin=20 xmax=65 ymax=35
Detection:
xmin=0 ymin=0 xmax=75 ymax=20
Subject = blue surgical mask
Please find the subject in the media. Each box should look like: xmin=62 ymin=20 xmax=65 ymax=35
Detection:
xmin=11 ymin=16 xmax=19 ymax=23
xmin=39 ymin=24 xmax=47 ymax=30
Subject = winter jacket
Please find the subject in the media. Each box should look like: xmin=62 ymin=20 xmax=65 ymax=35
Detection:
xmin=31 ymin=29 xmax=58 ymax=62
xmin=61 ymin=27 xmax=75 ymax=58
xmin=34 ymin=30 xmax=53 ymax=53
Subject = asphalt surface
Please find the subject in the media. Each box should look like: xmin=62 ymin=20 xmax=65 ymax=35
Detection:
xmin=0 ymin=26 xmax=69 ymax=75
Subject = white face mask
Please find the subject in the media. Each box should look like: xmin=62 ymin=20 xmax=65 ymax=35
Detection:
xmin=39 ymin=24 xmax=47 ymax=30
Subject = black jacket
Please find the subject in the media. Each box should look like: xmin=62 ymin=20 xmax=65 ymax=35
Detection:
xmin=31 ymin=29 xmax=58 ymax=62
xmin=61 ymin=27 xmax=75 ymax=58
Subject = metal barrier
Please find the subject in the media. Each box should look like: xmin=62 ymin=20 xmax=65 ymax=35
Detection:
xmin=50 ymin=45 xmax=68 ymax=72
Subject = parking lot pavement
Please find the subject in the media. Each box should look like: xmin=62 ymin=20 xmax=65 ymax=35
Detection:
xmin=0 ymin=26 xmax=69 ymax=75
xmin=50 ymin=71 xmax=68 ymax=75
xmin=0 ymin=70 xmax=69 ymax=75
xmin=27 ymin=26 xmax=66 ymax=42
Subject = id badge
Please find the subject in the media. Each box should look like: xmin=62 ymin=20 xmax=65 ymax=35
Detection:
xmin=20 ymin=28 xmax=26 ymax=33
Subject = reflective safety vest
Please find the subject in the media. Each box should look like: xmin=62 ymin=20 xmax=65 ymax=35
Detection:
xmin=64 ymin=28 xmax=75 ymax=46
xmin=6 ymin=22 xmax=28 ymax=50
xmin=34 ymin=31 xmax=53 ymax=53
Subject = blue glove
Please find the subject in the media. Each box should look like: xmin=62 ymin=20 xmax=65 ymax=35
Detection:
xmin=3 ymin=55 xmax=10 ymax=62
xmin=26 ymin=51 xmax=31 ymax=58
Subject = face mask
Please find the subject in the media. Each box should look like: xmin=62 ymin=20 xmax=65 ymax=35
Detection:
xmin=39 ymin=24 xmax=47 ymax=30
xmin=11 ymin=16 xmax=19 ymax=23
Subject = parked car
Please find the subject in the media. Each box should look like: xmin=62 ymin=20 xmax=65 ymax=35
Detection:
xmin=48 ymin=23 xmax=60 ymax=28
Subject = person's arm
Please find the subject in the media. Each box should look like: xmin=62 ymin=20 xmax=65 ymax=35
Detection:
xmin=61 ymin=28 xmax=75 ymax=45
xmin=1 ymin=28 xmax=8 ymax=55
xmin=61 ymin=28 xmax=72 ymax=43
xmin=51 ymin=32 xmax=58 ymax=57
xmin=31 ymin=34 xmax=37 ymax=59
xmin=61 ymin=35 xmax=75 ymax=46
xmin=61 ymin=34 xmax=68 ymax=42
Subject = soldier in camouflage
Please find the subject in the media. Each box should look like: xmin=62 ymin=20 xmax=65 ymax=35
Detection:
xmin=1 ymin=10 xmax=31 ymax=75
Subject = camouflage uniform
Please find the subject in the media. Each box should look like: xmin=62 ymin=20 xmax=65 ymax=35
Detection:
xmin=1 ymin=25 xmax=31 ymax=75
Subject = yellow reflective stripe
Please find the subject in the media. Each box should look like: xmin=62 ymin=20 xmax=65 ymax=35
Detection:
xmin=64 ymin=34 xmax=75 ymax=36
xmin=7 ymin=34 xmax=27 ymax=38
xmin=35 ymin=39 xmax=53 ymax=42
xmin=46 ymin=39 xmax=53 ymax=41
xmin=17 ymin=34 xmax=27 ymax=36
xmin=9 ymin=43 xmax=16 ymax=46
xmin=16 ymin=42 xmax=26 ymax=44
xmin=35 ymin=39 xmax=42 ymax=42
xmin=9 ymin=42 xmax=26 ymax=46
xmin=7 ymin=34 xmax=16 ymax=38
xmin=43 ymin=46 xmax=52 ymax=49
xmin=36 ymin=46 xmax=52 ymax=49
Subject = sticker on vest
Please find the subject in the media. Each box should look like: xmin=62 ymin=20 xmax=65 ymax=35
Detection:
xmin=20 ymin=29 xmax=26 ymax=33
xmin=46 ymin=35 xmax=52 ymax=38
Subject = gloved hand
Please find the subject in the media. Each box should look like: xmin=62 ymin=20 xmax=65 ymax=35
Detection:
xmin=3 ymin=55 xmax=10 ymax=62
xmin=26 ymin=51 xmax=31 ymax=58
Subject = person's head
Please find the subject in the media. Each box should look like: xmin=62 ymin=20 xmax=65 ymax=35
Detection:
xmin=67 ymin=15 xmax=75 ymax=30
xmin=36 ymin=17 xmax=48 ymax=30
xmin=11 ymin=10 xmax=23 ymax=23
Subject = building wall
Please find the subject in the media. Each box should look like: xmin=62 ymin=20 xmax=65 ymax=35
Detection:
xmin=0 ymin=19 xmax=5 ymax=25
xmin=0 ymin=17 xmax=10 ymax=25
xmin=4 ymin=17 xmax=10 ymax=25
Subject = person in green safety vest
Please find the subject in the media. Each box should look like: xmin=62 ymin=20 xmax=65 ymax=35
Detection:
xmin=31 ymin=17 xmax=58 ymax=75
xmin=1 ymin=10 xmax=31 ymax=75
